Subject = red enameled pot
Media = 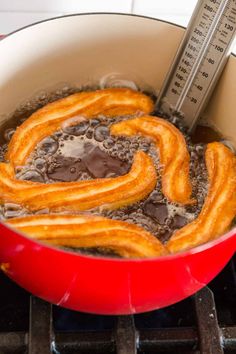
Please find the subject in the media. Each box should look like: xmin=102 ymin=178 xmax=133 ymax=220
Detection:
xmin=0 ymin=13 xmax=235 ymax=314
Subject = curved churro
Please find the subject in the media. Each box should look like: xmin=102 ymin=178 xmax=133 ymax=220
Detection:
xmin=167 ymin=142 xmax=236 ymax=253
xmin=0 ymin=151 xmax=157 ymax=212
xmin=2 ymin=87 xmax=236 ymax=258
xmin=6 ymin=88 xmax=154 ymax=167
xmin=110 ymin=116 xmax=193 ymax=204
xmin=7 ymin=214 xmax=168 ymax=258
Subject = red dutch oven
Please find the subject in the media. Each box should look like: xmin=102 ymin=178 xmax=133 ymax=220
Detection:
xmin=0 ymin=13 xmax=235 ymax=315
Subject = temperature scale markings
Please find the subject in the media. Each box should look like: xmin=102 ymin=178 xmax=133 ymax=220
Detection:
xmin=157 ymin=0 xmax=236 ymax=130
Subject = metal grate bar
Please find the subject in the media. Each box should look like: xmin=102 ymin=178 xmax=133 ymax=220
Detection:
xmin=0 ymin=326 xmax=236 ymax=353
xmin=0 ymin=332 xmax=26 ymax=353
xmin=54 ymin=331 xmax=114 ymax=354
xmin=139 ymin=327 xmax=198 ymax=351
xmin=29 ymin=296 xmax=53 ymax=354
xmin=115 ymin=316 xmax=137 ymax=354
xmin=221 ymin=326 xmax=236 ymax=351
xmin=194 ymin=287 xmax=223 ymax=354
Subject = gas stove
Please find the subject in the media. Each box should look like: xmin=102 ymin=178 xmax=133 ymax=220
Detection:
xmin=0 ymin=256 xmax=235 ymax=354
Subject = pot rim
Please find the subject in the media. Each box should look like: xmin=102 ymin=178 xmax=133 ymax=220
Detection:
xmin=0 ymin=12 xmax=235 ymax=263
xmin=1 ymin=220 xmax=235 ymax=263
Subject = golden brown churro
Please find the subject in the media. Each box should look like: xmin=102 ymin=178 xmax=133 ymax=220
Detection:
xmin=167 ymin=142 xmax=236 ymax=253
xmin=7 ymin=214 xmax=168 ymax=258
xmin=110 ymin=116 xmax=193 ymax=204
xmin=2 ymin=87 xmax=236 ymax=258
xmin=0 ymin=151 xmax=157 ymax=212
xmin=6 ymin=88 xmax=154 ymax=167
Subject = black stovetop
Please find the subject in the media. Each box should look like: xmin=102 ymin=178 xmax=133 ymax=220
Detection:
xmin=0 ymin=255 xmax=235 ymax=354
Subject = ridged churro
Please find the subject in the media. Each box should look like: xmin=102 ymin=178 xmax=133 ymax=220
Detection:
xmin=7 ymin=214 xmax=168 ymax=258
xmin=6 ymin=88 xmax=154 ymax=167
xmin=0 ymin=151 xmax=157 ymax=212
xmin=110 ymin=116 xmax=193 ymax=204
xmin=1 ymin=87 xmax=236 ymax=258
xmin=167 ymin=142 xmax=236 ymax=253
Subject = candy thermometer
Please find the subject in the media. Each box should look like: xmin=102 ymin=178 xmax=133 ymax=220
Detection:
xmin=156 ymin=0 xmax=236 ymax=131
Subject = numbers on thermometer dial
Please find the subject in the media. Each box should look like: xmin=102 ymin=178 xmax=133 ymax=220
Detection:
xmin=157 ymin=0 xmax=236 ymax=130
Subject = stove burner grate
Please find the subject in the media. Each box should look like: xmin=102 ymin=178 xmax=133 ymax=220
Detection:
xmin=0 ymin=256 xmax=235 ymax=354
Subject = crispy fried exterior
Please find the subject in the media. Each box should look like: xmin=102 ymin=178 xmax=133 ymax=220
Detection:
xmin=6 ymin=88 xmax=154 ymax=167
xmin=0 ymin=151 xmax=157 ymax=212
xmin=2 ymin=88 xmax=236 ymax=258
xmin=7 ymin=214 xmax=168 ymax=258
xmin=167 ymin=142 xmax=236 ymax=253
xmin=110 ymin=116 xmax=193 ymax=204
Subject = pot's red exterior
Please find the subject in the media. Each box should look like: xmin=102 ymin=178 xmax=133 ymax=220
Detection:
xmin=0 ymin=222 xmax=235 ymax=314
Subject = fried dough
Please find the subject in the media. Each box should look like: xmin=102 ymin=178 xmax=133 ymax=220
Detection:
xmin=6 ymin=88 xmax=154 ymax=167
xmin=111 ymin=116 xmax=193 ymax=204
xmin=0 ymin=151 xmax=157 ymax=212
xmin=7 ymin=214 xmax=168 ymax=258
xmin=167 ymin=142 xmax=236 ymax=253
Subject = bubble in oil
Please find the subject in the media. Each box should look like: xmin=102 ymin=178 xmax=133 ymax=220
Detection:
xmin=3 ymin=203 xmax=29 ymax=219
xmin=34 ymin=157 xmax=46 ymax=171
xmin=62 ymin=119 xmax=89 ymax=136
xmin=117 ymin=151 xmax=126 ymax=160
xmin=70 ymin=167 xmax=76 ymax=173
xmin=103 ymin=138 xmax=115 ymax=149
xmin=115 ymin=142 xmax=123 ymax=150
xmin=4 ymin=128 xmax=15 ymax=142
xmin=90 ymin=119 xmax=100 ymax=127
xmin=99 ymin=72 xmax=138 ymax=91
xmin=195 ymin=144 xmax=204 ymax=155
xmin=38 ymin=137 xmax=58 ymax=155
xmin=220 ymin=140 xmax=236 ymax=153
xmin=18 ymin=169 xmax=45 ymax=183
xmin=94 ymin=125 xmax=109 ymax=142
xmin=86 ymin=127 xmax=95 ymax=139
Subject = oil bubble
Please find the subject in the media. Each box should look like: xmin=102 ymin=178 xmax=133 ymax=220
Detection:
xmin=94 ymin=125 xmax=109 ymax=142
xmin=63 ymin=121 xmax=89 ymax=136
xmin=34 ymin=157 xmax=46 ymax=170
xmin=19 ymin=169 xmax=45 ymax=183
xmin=38 ymin=137 xmax=58 ymax=155
xmin=4 ymin=128 xmax=15 ymax=142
